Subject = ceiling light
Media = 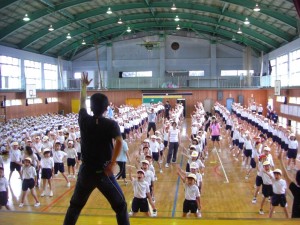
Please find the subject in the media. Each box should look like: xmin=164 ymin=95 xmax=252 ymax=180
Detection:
xmin=237 ymin=27 xmax=242 ymax=34
xmin=23 ymin=14 xmax=30 ymax=22
xmin=253 ymin=3 xmax=260 ymax=12
xmin=176 ymin=24 xmax=181 ymax=30
xmin=171 ymin=3 xmax=177 ymax=11
xmin=232 ymin=35 xmax=236 ymax=41
xmin=66 ymin=33 xmax=71 ymax=39
xmin=126 ymin=27 xmax=131 ymax=33
xmin=174 ymin=15 xmax=180 ymax=22
xmin=48 ymin=25 xmax=54 ymax=31
xmin=117 ymin=18 xmax=123 ymax=24
xmin=107 ymin=7 xmax=112 ymax=14
xmin=82 ymin=39 xmax=86 ymax=45
xmin=244 ymin=17 xmax=250 ymax=25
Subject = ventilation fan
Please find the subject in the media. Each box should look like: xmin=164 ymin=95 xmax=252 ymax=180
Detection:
xmin=137 ymin=41 xmax=160 ymax=50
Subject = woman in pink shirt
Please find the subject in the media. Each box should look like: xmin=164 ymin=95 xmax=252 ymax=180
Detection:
xmin=209 ymin=116 xmax=221 ymax=152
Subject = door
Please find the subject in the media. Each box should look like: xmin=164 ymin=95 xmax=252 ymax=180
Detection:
xmin=226 ymin=98 xmax=234 ymax=112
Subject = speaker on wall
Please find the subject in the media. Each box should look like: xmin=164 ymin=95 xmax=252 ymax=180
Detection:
xmin=119 ymin=72 xmax=123 ymax=78
xmin=25 ymin=99 xmax=28 ymax=106
xmin=217 ymin=91 xmax=223 ymax=101
xmin=45 ymin=98 xmax=48 ymax=104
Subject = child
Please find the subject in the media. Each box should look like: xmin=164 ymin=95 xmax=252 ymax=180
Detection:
xmin=129 ymin=168 xmax=157 ymax=217
xmin=156 ymin=136 xmax=165 ymax=164
xmin=177 ymin=172 xmax=201 ymax=218
xmin=141 ymin=160 xmax=155 ymax=203
xmin=40 ymin=149 xmax=54 ymax=197
xmin=149 ymin=135 xmax=162 ymax=173
xmin=19 ymin=157 xmax=40 ymax=208
xmin=269 ymin=169 xmax=289 ymax=218
xmin=259 ymin=160 xmax=274 ymax=215
xmin=65 ymin=140 xmax=78 ymax=178
xmin=287 ymin=133 xmax=298 ymax=171
xmin=0 ymin=167 xmax=10 ymax=210
xmin=52 ymin=141 xmax=70 ymax=187
xmin=8 ymin=142 xmax=22 ymax=182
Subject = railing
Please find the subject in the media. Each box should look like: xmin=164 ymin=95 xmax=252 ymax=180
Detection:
xmin=0 ymin=75 xmax=274 ymax=91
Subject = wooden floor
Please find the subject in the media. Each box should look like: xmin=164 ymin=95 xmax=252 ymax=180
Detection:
xmin=0 ymin=117 xmax=299 ymax=224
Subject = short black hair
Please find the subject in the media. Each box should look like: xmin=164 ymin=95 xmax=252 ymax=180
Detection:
xmin=90 ymin=93 xmax=109 ymax=116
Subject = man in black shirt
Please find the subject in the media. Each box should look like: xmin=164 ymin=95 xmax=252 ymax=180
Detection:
xmin=64 ymin=74 xmax=129 ymax=225
xmin=164 ymin=100 xmax=171 ymax=120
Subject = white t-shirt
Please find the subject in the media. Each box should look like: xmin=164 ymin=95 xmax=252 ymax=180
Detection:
xmin=169 ymin=128 xmax=180 ymax=143
xmin=22 ymin=165 xmax=37 ymax=179
xmin=40 ymin=157 xmax=54 ymax=169
xmin=143 ymin=169 xmax=155 ymax=186
xmin=184 ymin=183 xmax=200 ymax=200
xmin=52 ymin=150 xmax=67 ymax=163
xmin=0 ymin=176 xmax=8 ymax=192
xmin=272 ymin=178 xmax=287 ymax=194
xmin=132 ymin=178 xmax=150 ymax=198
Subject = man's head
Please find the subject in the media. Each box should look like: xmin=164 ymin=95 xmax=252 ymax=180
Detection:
xmin=90 ymin=93 xmax=109 ymax=116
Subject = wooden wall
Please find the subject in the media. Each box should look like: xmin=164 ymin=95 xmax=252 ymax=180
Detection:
xmin=1 ymin=88 xmax=299 ymax=123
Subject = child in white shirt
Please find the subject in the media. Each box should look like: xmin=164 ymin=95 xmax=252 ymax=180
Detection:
xmin=19 ymin=158 xmax=40 ymax=208
xmin=129 ymin=168 xmax=157 ymax=217
xmin=0 ymin=167 xmax=10 ymax=210
xmin=40 ymin=149 xmax=54 ymax=197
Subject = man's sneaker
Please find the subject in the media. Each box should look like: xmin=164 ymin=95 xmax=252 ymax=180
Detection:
xmin=159 ymin=169 xmax=163 ymax=173
xmin=252 ymin=198 xmax=257 ymax=204
xmin=34 ymin=202 xmax=40 ymax=207
xmin=128 ymin=211 xmax=133 ymax=216
xmin=152 ymin=209 xmax=157 ymax=217
xmin=67 ymin=182 xmax=70 ymax=187
xmin=259 ymin=209 xmax=264 ymax=215
xmin=197 ymin=211 xmax=202 ymax=218
xmin=49 ymin=191 xmax=53 ymax=197
xmin=19 ymin=203 xmax=24 ymax=208
xmin=165 ymin=163 xmax=169 ymax=168
xmin=40 ymin=191 xmax=45 ymax=197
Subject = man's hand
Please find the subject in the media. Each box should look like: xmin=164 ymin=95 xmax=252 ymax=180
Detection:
xmin=81 ymin=73 xmax=93 ymax=87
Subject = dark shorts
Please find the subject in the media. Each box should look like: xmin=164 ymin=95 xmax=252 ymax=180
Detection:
xmin=0 ymin=191 xmax=8 ymax=206
xmin=244 ymin=149 xmax=252 ymax=157
xmin=159 ymin=150 xmax=164 ymax=157
xmin=125 ymin=128 xmax=130 ymax=134
xmin=152 ymin=152 xmax=159 ymax=161
xmin=262 ymin=184 xmax=273 ymax=198
xmin=238 ymin=142 xmax=244 ymax=150
xmin=225 ymin=125 xmax=232 ymax=131
xmin=67 ymin=158 xmax=76 ymax=167
xmin=250 ymin=158 xmax=256 ymax=168
xmin=271 ymin=194 xmax=287 ymax=207
xmin=233 ymin=139 xmax=239 ymax=146
xmin=132 ymin=197 xmax=149 ymax=213
xmin=163 ymin=140 xmax=168 ymax=148
xmin=255 ymin=175 xmax=263 ymax=187
xmin=54 ymin=162 xmax=65 ymax=174
xmin=10 ymin=162 xmax=21 ymax=172
xmin=287 ymin=149 xmax=297 ymax=159
xmin=41 ymin=168 xmax=52 ymax=179
xmin=211 ymin=135 xmax=220 ymax=142
xmin=183 ymin=199 xmax=198 ymax=213
xmin=77 ymin=152 xmax=81 ymax=161
xmin=22 ymin=178 xmax=35 ymax=191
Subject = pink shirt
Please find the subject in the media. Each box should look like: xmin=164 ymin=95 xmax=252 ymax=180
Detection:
xmin=210 ymin=123 xmax=221 ymax=136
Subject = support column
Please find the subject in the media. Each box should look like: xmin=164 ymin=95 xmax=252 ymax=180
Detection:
xmin=210 ymin=43 xmax=217 ymax=77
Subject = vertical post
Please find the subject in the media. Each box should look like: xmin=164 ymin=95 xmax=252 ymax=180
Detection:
xmin=94 ymin=42 xmax=102 ymax=89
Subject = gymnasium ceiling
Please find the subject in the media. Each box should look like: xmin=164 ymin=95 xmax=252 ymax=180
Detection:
xmin=0 ymin=0 xmax=299 ymax=60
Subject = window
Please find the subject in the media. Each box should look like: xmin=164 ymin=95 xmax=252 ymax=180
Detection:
xmin=122 ymin=71 xmax=152 ymax=77
xmin=27 ymin=98 xmax=42 ymax=105
xmin=290 ymin=49 xmax=300 ymax=86
xmin=189 ymin=71 xmax=204 ymax=76
xmin=276 ymin=96 xmax=285 ymax=103
xmin=74 ymin=72 xmax=81 ymax=79
xmin=220 ymin=70 xmax=254 ymax=76
xmin=46 ymin=97 xmax=58 ymax=103
xmin=44 ymin=63 xmax=58 ymax=89
xmin=289 ymin=97 xmax=300 ymax=105
xmin=0 ymin=55 xmax=21 ymax=89
xmin=24 ymin=60 xmax=41 ymax=89
xmin=277 ymin=54 xmax=288 ymax=87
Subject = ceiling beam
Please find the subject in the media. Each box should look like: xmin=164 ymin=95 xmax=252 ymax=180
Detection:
xmin=58 ymin=21 xmax=269 ymax=57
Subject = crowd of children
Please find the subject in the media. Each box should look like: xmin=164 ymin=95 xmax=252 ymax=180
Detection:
xmin=0 ymin=99 xmax=299 ymax=220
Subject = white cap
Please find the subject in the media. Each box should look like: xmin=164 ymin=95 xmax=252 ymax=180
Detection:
xmin=187 ymin=173 xmax=197 ymax=181
xmin=273 ymin=169 xmax=282 ymax=175
xmin=191 ymin=151 xmax=198 ymax=157
xmin=141 ymin=160 xmax=149 ymax=165
xmin=263 ymin=161 xmax=270 ymax=166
